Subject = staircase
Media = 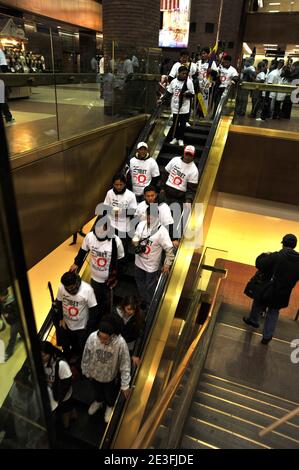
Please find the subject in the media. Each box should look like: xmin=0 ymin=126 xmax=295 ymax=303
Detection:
xmin=180 ymin=371 xmax=299 ymax=449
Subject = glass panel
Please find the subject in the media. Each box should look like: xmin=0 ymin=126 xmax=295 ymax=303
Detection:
xmin=249 ymin=0 xmax=299 ymax=12
xmin=0 ymin=14 xmax=58 ymax=156
xmin=54 ymin=39 xmax=162 ymax=140
xmin=0 ymin=118 xmax=51 ymax=448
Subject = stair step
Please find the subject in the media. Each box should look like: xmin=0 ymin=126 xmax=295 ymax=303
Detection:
xmin=202 ymin=372 xmax=299 ymax=414
xmin=180 ymin=434 xmax=219 ymax=449
xmin=188 ymin=401 xmax=299 ymax=449
xmin=194 ymin=390 xmax=299 ymax=442
xmin=197 ymin=382 xmax=299 ymax=425
xmin=184 ymin=416 xmax=267 ymax=449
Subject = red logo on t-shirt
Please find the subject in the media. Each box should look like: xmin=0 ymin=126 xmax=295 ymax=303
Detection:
xmin=137 ymin=174 xmax=147 ymax=184
xmin=97 ymin=257 xmax=107 ymax=267
xmin=173 ymin=176 xmax=183 ymax=186
xmin=68 ymin=306 xmax=79 ymax=317
xmin=144 ymin=245 xmax=151 ymax=255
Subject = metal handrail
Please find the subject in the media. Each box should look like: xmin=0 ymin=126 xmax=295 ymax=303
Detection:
xmin=131 ymin=272 xmax=226 ymax=449
xmin=240 ymin=81 xmax=297 ymax=93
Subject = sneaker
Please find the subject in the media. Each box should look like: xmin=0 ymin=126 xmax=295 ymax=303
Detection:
xmin=186 ymin=122 xmax=191 ymax=127
xmin=261 ymin=336 xmax=272 ymax=345
xmin=243 ymin=317 xmax=259 ymax=328
xmin=104 ymin=405 xmax=113 ymax=423
xmin=88 ymin=401 xmax=103 ymax=416
xmin=5 ymin=117 xmax=15 ymax=124
xmin=255 ymin=118 xmax=265 ymax=122
xmin=178 ymin=139 xmax=184 ymax=146
xmin=169 ymin=138 xmax=178 ymax=145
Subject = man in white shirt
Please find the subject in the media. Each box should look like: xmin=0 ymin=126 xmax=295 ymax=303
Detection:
xmin=260 ymin=61 xmax=280 ymax=121
xmin=135 ymin=184 xmax=174 ymax=229
xmin=168 ymin=51 xmax=197 ymax=129
xmin=129 ymin=142 xmax=160 ymax=202
xmin=133 ymin=206 xmax=174 ymax=307
xmin=70 ymin=214 xmax=125 ymax=315
xmin=55 ymin=272 xmax=98 ymax=357
xmin=213 ymin=56 xmax=238 ymax=117
xmin=104 ymin=172 xmax=137 ymax=251
xmin=0 ymin=48 xmax=14 ymax=123
xmin=162 ymin=66 xmax=195 ymax=146
xmin=168 ymin=50 xmax=198 ymax=83
xmin=160 ymin=145 xmax=199 ymax=206
xmin=196 ymin=47 xmax=218 ymax=112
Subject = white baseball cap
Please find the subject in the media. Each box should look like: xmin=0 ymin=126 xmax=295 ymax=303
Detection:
xmin=137 ymin=142 xmax=148 ymax=150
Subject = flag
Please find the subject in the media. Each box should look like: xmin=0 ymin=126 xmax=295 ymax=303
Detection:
xmin=160 ymin=0 xmax=180 ymax=10
xmin=197 ymin=92 xmax=208 ymax=117
xmin=208 ymin=41 xmax=218 ymax=67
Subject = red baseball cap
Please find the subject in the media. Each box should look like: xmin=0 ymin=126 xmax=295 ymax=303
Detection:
xmin=184 ymin=145 xmax=195 ymax=156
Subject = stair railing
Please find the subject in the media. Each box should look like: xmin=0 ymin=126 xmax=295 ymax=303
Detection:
xmin=259 ymin=406 xmax=299 ymax=437
xmin=130 ymin=265 xmax=226 ymax=449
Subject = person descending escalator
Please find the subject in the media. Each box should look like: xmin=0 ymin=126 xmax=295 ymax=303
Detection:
xmin=132 ymin=206 xmax=174 ymax=309
xmin=82 ymin=317 xmax=131 ymax=423
xmin=160 ymin=145 xmax=199 ymax=208
xmin=128 ymin=142 xmax=160 ymax=203
xmin=70 ymin=213 xmax=125 ymax=317
xmin=103 ymin=172 xmax=137 ymax=256
xmin=53 ymin=272 xmax=99 ymax=360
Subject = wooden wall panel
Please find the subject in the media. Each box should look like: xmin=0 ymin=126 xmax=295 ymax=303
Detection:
xmin=244 ymin=12 xmax=299 ymax=44
xmin=218 ymin=131 xmax=299 ymax=206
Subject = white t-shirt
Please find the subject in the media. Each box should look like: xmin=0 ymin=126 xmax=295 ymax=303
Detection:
xmin=0 ymin=49 xmax=7 ymax=67
xmin=169 ymin=61 xmax=197 ymax=79
xmin=104 ymin=188 xmax=137 ymax=232
xmin=256 ymin=71 xmax=266 ymax=82
xmin=167 ymin=78 xmax=195 ymax=114
xmin=56 ymin=280 xmax=97 ymax=331
xmin=130 ymin=157 xmax=160 ymax=196
xmin=44 ymin=359 xmax=72 ymax=410
xmin=218 ymin=65 xmax=238 ymax=88
xmin=267 ymin=68 xmax=280 ymax=99
xmin=134 ymin=221 xmax=173 ymax=272
xmin=196 ymin=60 xmax=218 ymax=83
xmin=82 ymin=232 xmax=124 ymax=283
xmin=165 ymin=157 xmax=199 ymax=193
xmin=135 ymin=201 xmax=174 ymax=227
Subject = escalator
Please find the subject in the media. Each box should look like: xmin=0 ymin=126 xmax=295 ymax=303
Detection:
xmin=0 ymin=85 xmax=232 ymax=449
xmin=58 ymin=112 xmax=214 ymax=449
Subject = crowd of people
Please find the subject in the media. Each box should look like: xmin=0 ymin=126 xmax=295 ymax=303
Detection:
xmin=235 ymin=57 xmax=296 ymax=121
xmin=0 ymin=136 xmax=199 ymax=440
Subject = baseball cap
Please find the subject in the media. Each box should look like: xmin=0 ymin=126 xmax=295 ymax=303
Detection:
xmin=184 ymin=145 xmax=195 ymax=156
xmin=137 ymin=142 xmax=148 ymax=150
xmin=281 ymin=234 xmax=297 ymax=248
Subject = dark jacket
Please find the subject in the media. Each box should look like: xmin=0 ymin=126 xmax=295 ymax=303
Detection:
xmin=112 ymin=307 xmax=145 ymax=355
xmin=256 ymin=247 xmax=299 ymax=308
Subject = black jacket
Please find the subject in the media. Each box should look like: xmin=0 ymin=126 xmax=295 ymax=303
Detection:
xmin=256 ymin=248 xmax=299 ymax=308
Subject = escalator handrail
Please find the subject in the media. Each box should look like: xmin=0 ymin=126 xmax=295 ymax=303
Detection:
xmin=198 ymin=83 xmax=233 ymax=176
xmin=126 ymin=97 xmax=170 ymax=165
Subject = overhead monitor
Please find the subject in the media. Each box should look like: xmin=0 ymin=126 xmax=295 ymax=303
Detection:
xmin=159 ymin=0 xmax=191 ymax=48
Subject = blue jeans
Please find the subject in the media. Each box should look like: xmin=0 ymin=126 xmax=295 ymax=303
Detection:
xmin=249 ymin=299 xmax=280 ymax=339
xmin=134 ymin=266 xmax=159 ymax=306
